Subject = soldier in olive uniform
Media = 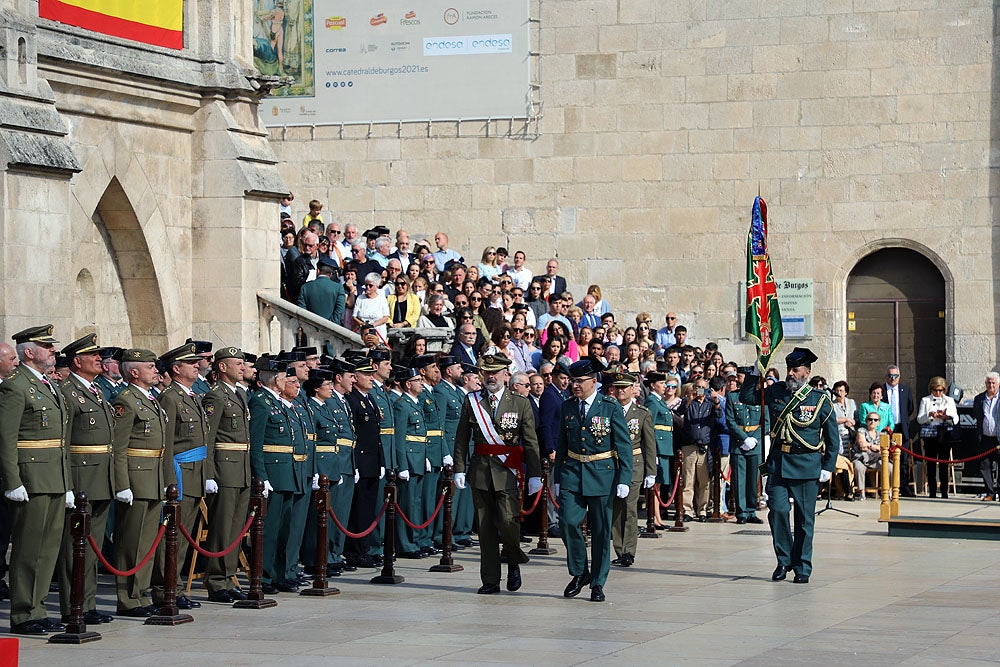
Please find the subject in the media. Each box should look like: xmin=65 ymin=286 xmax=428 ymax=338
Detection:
xmin=726 ymin=370 xmax=767 ymax=525
xmin=57 ymin=334 xmax=116 ymax=624
xmin=392 ymin=366 xmax=428 ymax=558
xmin=453 ymin=354 xmax=542 ymax=595
xmin=0 ymin=325 xmax=73 ymax=634
xmin=414 ymin=354 xmax=445 ymax=556
xmin=741 ymin=347 xmax=837 ymax=584
xmin=202 ymin=347 xmax=251 ymax=603
xmin=608 ymin=372 xmax=657 ymax=568
xmin=432 ymin=355 xmax=463 ymax=547
xmin=367 ymin=348 xmax=395 ymax=563
xmin=153 ymin=343 xmax=207 ymax=610
xmin=112 ymin=348 xmax=172 ymax=617
xmin=555 ymin=359 xmax=632 ymax=603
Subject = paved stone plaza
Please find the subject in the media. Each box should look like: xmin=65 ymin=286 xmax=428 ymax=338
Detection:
xmin=8 ymin=496 xmax=1000 ymax=666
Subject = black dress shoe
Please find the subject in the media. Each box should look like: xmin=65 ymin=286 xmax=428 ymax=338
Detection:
xmin=228 ymin=588 xmax=248 ymax=601
xmin=176 ymin=595 xmax=201 ymax=609
xmin=506 ymin=564 xmax=522 ymax=592
xmin=563 ymin=572 xmax=591 ymax=598
xmin=547 ymin=526 xmax=561 ymax=538
xmin=372 ymin=555 xmax=385 ymax=567
xmin=339 ymin=561 xmax=358 ymax=572
xmin=590 ymin=585 xmax=606 ymax=602
xmin=40 ymin=617 xmax=66 ymax=631
xmin=352 ymin=555 xmax=378 ymax=568
xmin=697 ymin=515 xmax=707 ymax=523
xmin=276 ymin=581 xmax=300 ymax=593
xmin=793 ymin=573 xmax=810 ymax=584
xmin=326 ymin=564 xmax=343 ymax=578
xmin=64 ymin=610 xmax=108 ymax=625
xmin=207 ymin=590 xmax=234 ymax=603
xmin=747 ymin=516 xmax=764 ymax=524
xmin=611 ymin=556 xmax=624 ymax=566
xmin=683 ymin=514 xmax=696 ymax=522
xmin=95 ymin=610 xmax=115 ymax=623
xmin=772 ymin=565 xmax=789 ymax=581
xmin=622 ymin=554 xmax=634 ymax=567
xmin=477 ymin=583 xmax=501 ymax=594
xmin=399 ymin=550 xmax=425 ymax=559
xmin=736 ymin=517 xmax=747 ymax=524
xmin=454 ymin=538 xmax=473 ymax=547
xmin=261 ymin=583 xmax=279 ymax=594
xmin=11 ymin=620 xmax=48 ymax=635
xmin=519 ymin=534 xmax=532 ymax=543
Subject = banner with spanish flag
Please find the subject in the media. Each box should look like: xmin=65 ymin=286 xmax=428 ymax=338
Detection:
xmin=39 ymin=0 xmax=183 ymax=50
xmin=745 ymin=196 xmax=784 ymax=373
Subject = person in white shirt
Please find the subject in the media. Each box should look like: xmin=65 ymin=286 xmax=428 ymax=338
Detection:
xmin=506 ymin=251 xmax=533 ymax=290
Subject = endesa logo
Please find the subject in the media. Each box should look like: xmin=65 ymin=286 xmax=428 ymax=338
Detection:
xmin=423 ymin=37 xmax=464 ymax=55
xmin=370 ymin=13 xmax=387 ymax=26
xmin=325 ymin=16 xmax=346 ymax=30
xmin=424 ymin=34 xmax=512 ymax=56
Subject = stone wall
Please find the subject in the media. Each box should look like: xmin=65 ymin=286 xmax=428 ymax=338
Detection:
xmin=270 ymin=0 xmax=998 ymax=388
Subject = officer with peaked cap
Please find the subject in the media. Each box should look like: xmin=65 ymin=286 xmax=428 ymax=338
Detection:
xmin=186 ymin=339 xmax=214 ymax=395
xmin=412 ymin=353 xmax=445 ymax=555
xmin=433 ymin=355 xmax=465 ymax=548
xmin=740 ymin=347 xmax=837 ymax=584
xmin=344 ymin=357 xmax=385 ymax=568
xmin=555 ymin=358 xmax=632 ymax=603
xmin=56 ymin=333 xmax=116 ymax=624
xmin=392 ymin=365 xmax=428 ymax=558
xmin=366 ymin=347 xmax=395 ymax=564
xmin=0 ymin=325 xmax=72 ymax=634
xmin=726 ymin=368 xmax=767 ymax=525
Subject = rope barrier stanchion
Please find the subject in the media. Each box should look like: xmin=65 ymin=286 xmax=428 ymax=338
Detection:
xmin=669 ymin=452 xmax=688 ymax=533
xmin=640 ymin=486 xmax=661 ymax=539
xmin=302 ymin=474 xmax=340 ymax=597
xmin=371 ymin=471 xmax=405 ymax=585
xmin=708 ymin=444 xmax=723 ymax=523
xmin=49 ymin=491 xmax=101 ymax=645
xmin=233 ymin=479 xmax=277 ymax=609
xmin=146 ymin=484 xmax=194 ymax=626
xmin=530 ymin=458 xmax=557 ymax=555
xmin=879 ymin=434 xmax=891 ymax=522
xmin=430 ymin=464 xmax=463 ymax=573
xmin=891 ymin=434 xmax=902 ymax=518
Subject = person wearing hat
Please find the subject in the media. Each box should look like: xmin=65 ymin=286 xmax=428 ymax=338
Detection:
xmin=554 ymin=358 xmax=632 ymax=603
xmin=453 ymin=354 xmax=542 ymax=594
xmin=298 ymin=258 xmax=346 ymax=325
xmin=740 ymin=347 xmax=838 ymax=584
xmin=538 ymin=362 xmax=570 ymax=536
xmin=94 ymin=347 xmax=126 ymax=401
xmin=344 ymin=359 xmax=386 ymax=568
xmin=55 ymin=334 xmax=117 ymax=624
xmin=52 ymin=354 xmax=71 ymax=385
xmin=726 ymin=370 xmax=767 ymax=525
xmin=280 ymin=358 xmax=318 ymax=588
xmin=644 ymin=371 xmax=678 ymax=529
xmin=608 ymin=372 xmax=657 ymax=568
xmin=184 ymin=339 xmax=214 ymax=396
xmin=0 ymin=326 xmax=72 ymax=634
xmin=365 ymin=347 xmax=395 ymax=564
xmin=411 ymin=354 xmax=445 ymax=556
xmin=151 ymin=343 xmax=207 ymax=610
xmin=432 ymin=355 xmax=464 ymax=548
xmin=111 ymin=348 xmax=171 ymax=617
xmin=393 ymin=365 xmax=429 ymax=558
xmin=201 ymin=347 xmax=251 ymax=603
xmin=451 ymin=362 xmax=480 ymax=547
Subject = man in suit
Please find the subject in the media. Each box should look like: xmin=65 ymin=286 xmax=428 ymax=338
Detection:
xmin=883 ymin=365 xmax=916 ymax=496
xmin=285 ymin=230 xmax=320 ymax=303
xmin=390 ymin=229 xmax=417 ymax=273
xmin=544 ymin=258 xmax=567 ymax=297
xmin=608 ymin=372 xmax=657 ymax=568
xmin=974 ymin=372 xmax=1000 ymax=501
xmin=0 ymin=325 xmax=72 ymax=635
xmin=453 ymin=354 xmax=542 ymax=595
xmin=555 ymin=358 xmax=632 ymax=602
xmin=57 ymin=333 xmax=116 ymax=624
xmin=298 ymin=258 xmax=346 ymax=324
xmin=201 ymin=347 xmax=251 ymax=603
xmin=450 ymin=324 xmax=480 ymax=367
xmin=112 ymin=348 xmax=171 ymax=617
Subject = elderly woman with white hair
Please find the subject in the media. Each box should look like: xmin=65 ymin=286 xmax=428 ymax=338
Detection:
xmin=352 ymin=273 xmax=390 ymax=342
xmin=917 ymin=375 xmax=960 ymax=499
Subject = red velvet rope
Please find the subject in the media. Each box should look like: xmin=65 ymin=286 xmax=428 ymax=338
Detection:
xmin=893 ymin=444 xmax=997 ymax=465
xmin=88 ymin=523 xmax=166 ymax=577
xmin=656 ymin=481 xmax=680 ymax=508
xmin=547 ymin=484 xmax=560 ymax=510
xmin=519 ymin=486 xmax=543 ymax=517
xmin=178 ymin=512 xmax=255 ymax=558
xmin=328 ymin=502 xmax=389 ymax=539
xmin=394 ymin=489 xmax=446 ymax=530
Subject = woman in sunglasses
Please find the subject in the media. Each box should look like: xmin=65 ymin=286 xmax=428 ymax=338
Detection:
xmin=387 ymin=276 xmax=420 ymax=328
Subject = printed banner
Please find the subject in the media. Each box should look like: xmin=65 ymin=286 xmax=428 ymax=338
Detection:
xmin=39 ymin=0 xmax=183 ymax=50
xmin=261 ymin=0 xmax=531 ymax=125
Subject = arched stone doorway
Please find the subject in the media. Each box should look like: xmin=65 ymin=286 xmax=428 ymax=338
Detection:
xmin=846 ymin=248 xmax=946 ymax=402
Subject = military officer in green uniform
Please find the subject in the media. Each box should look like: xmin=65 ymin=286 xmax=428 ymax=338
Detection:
xmin=186 ymin=339 xmax=214 ymax=396
xmin=432 ymin=355 xmax=463 ymax=547
xmin=0 ymin=325 xmax=72 ymax=634
xmin=453 ymin=354 xmax=541 ymax=594
xmin=202 ymin=346 xmax=251 ymax=603
xmin=555 ymin=358 xmax=632 ymax=602
xmin=392 ymin=366 xmax=428 ymax=558
xmin=152 ymin=343 xmax=207 ymax=609
xmin=608 ymin=371 xmax=657 ymax=568
xmin=643 ymin=371 xmax=676 ymax=528
xmin=452 ymin=362 xmax=481 ymax=546
xmin=94 ymin=347 xmax=126 ymax=401
xmin=367 ymin=347 xmax=395 ymax=564
xmin=726 ymin=369 xmax=767 ymax=525
xmin=741 ymin=347 xmax=837 ymax=584
xmin=414 ymin=354 xmax=444 ymax=556
xmin=280 ymin=364 xmax=316 ymax=589
xmin=57 ymin=333 xmax=116 ymax=624
xmin=112 ymin=348 xmax=171 ymax=617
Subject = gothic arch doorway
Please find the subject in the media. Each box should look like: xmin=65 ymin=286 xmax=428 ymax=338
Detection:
xmin=846 ymin=248 xmax=946 ymax=401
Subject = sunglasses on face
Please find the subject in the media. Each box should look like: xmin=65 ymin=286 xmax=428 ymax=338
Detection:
xmin=512 ymin=328 xmax=524 ymax=334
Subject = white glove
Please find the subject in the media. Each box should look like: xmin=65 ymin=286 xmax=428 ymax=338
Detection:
xmin=527 ymin=476 xmax=542 ymax=495
xmin=615 ymin=484 xmax=630 ymax=499
xmin=442 ymin=455 xmax=454 ymax=467
xmin=354 ymin=469 xmax=360 ymax=483
xmin=741 ymin=437 xmax=757 ymax=452
xmin=379 ymin=466 xmax=385 ymax=479
xmin=311 ymin=474 xmax=320 ymax=491
xmin=338 ymin=475 xmax=345 ymax=485
xmin=425 ymin=458 xmax=432 ymax=473
xmin=764 ymin=435 xmax=771 ymax=449
xmin=398 ymin=469 xmax=410 ymax=482
xmin=818 ymin=470 xmax=832 ymax=483
xmin=65 ymin=490 xmax=76 ymax=509
xmin=115 ymin=488 xmax=134 ymax=506
xmin=262 ymin=480 xmax=274 ymax=498
xmin=4 ymin=485 xmax=28 ymax=502
xmin=643 ymin=475 xmax=656 ymax=489
xmin=454 ymin=472 xmax=467 ymax=489
xmin=553 ymin=483 xmax=560 ymax=496
xmin=205 ymin=479 xmax=219 ymax=494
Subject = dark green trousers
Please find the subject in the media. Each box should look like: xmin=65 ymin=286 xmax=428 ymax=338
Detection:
xmin=261 ymin=490 xmax=292 ymax=585
xmin=114 ymin=498 xmax=161 ymax=611
xmin=204 ymin=485 xmax=250 ymax=594
xmin=419 ymin=468 xmax=441 ymax=548
xmin=452 ymin=484 xmax=474 ymax=542
xmin=731 ymin=451 xmax=761 ymax=520
xmin=368 ymin=477 xmax=387 ymax=556
xmin=283 ymin=491 xmax=310 ymax=582
xmin=559 ymin=489 xmax=612 ymax=588
xmin=766 ymin=475 xmax=818 ymax=576
xmin=58 ymin=498 xmax=111 ymax=615
xmin=395 ymin=473 xmax=422 ymax=553
xmin=152 ymin=494 xmax=199 ymax=604
xmin=611 ymin=472 xmax=642 ymax=559
xmin=9 ymin=493 xmax=64 ymax=626
xmin=471 ymin=485 xmax=527 ymax=586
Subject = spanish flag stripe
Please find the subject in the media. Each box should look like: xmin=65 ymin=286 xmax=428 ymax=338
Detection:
xmin=39 ymin=0 xmax=183 ymax=50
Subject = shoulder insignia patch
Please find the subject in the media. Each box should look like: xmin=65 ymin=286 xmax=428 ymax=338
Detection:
xmin=205 ymin=404 xmax=215 ymax=416
xmin=113 ymin=404 xmax=125 ymax=418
